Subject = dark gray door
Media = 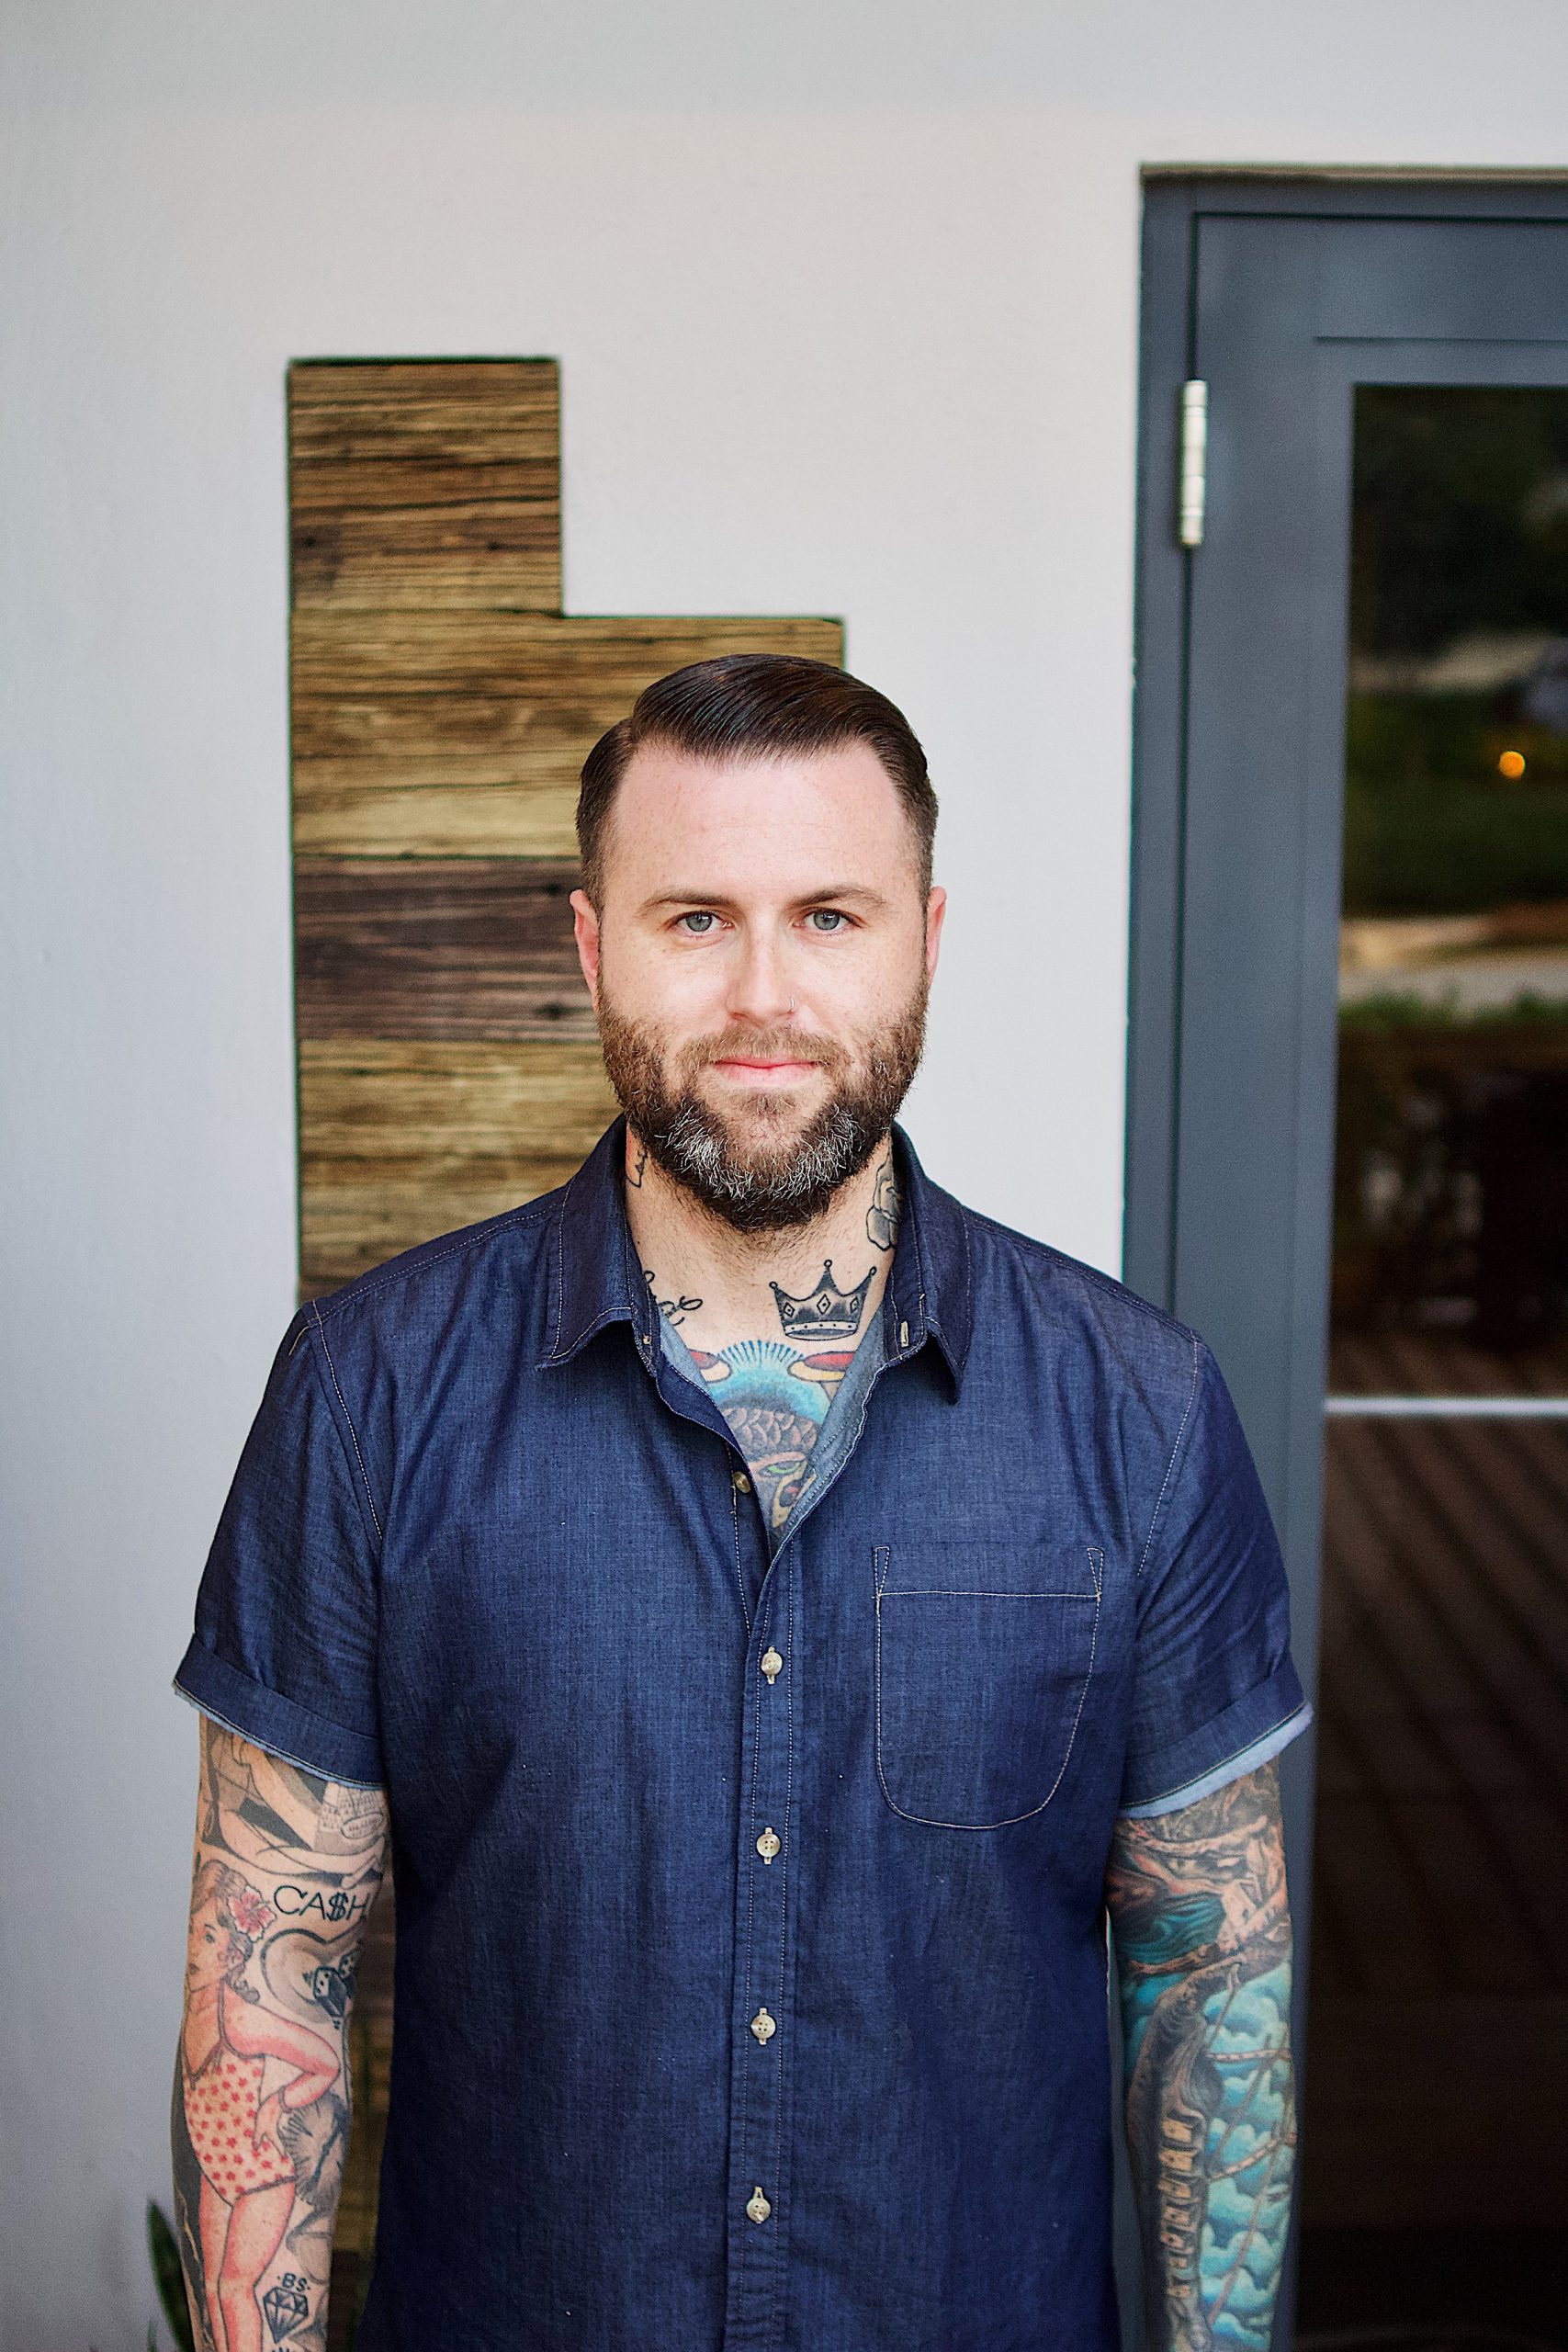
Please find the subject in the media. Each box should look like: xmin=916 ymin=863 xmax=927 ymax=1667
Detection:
xmin=1127 ymin=181 xmax=1568 ymax=2347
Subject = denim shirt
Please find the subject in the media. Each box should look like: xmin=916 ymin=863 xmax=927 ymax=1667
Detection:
xmin=176 ymin=1119 xmax=1307 ymax=2352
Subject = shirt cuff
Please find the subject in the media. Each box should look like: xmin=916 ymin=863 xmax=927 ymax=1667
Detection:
xmin=1118 ymin=1700 xmax=1313 ymax=1818
xmin=173 ymin=1638 xmax=383 ymax=1787
xmin=1118 ymin=1655 xmax=1308 ymax=1816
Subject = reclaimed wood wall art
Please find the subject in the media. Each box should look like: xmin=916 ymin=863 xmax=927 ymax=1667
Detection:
xmin=286 ymin=359 xmax=842 ymax=2329
xmin=288 ymin=357 xmax=843 ymax=1296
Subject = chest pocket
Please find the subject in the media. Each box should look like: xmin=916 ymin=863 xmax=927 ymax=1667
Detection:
xmin=873 ymin=1540 xmax=1103 ymax=1828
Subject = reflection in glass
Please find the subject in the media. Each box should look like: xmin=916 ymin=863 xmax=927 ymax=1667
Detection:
xmin=1332 ymin=388 xmax=1568 ymax=1397
xmin=1303 ymin=392 xmax=1568 ymax=2314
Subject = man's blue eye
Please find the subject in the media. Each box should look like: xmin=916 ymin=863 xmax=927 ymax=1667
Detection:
xmin=807 ymin=910 xmax=847 ymax=933
xmin=680 ymin=912 xmax=716 ymax=934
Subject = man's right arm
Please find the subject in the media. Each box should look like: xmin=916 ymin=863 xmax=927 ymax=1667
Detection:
xmin=174 ymin=1716 xmax=389 ymax=2352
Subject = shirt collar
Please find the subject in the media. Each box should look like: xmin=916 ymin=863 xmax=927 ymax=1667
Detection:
xmin=539 ymin=1114 xmax=973 ymax=1391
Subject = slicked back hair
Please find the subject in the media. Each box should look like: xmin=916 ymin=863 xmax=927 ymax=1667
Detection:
xmin=575 ymin=654 xmax=936 ymax=907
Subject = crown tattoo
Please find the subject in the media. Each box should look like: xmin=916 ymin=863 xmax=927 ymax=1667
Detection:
xmin=770 ymin=1260 xmax=874 ymax=1340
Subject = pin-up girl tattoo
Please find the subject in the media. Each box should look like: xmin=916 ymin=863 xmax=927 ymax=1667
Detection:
xmin=180 ymin=1860 xmax=340 ymax=2352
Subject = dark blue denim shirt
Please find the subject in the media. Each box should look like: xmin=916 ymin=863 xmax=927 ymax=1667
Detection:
xmin=176 ymin=1119 xmax=1306 ymax=2352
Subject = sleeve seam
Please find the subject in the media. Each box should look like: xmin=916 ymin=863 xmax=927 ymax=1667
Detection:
xmin=1136 ymin=1331 xmax=1203 ymax=1582
xmin=307 ymin=1304 xmax=385 ymax=1551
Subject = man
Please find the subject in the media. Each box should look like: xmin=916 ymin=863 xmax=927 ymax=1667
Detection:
xmin=174 ymin=655 xmax=1309 ymax=2351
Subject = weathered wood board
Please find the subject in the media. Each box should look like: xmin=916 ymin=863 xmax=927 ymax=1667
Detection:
xmin=292 ymin=610 xmax=843 ymax=857
xmin=288 ymin=360 xmax=562 ymax=612
xmin=289 ymin=356 xmax=842 ymax=1295
xmin=294 ymin=859 xmax=593 ymax=1041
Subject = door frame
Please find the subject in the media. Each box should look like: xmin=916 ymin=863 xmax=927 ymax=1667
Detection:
xmin=1126 ymin=167 xmax=1568 ymax=1311
xmin=1122 ymin=166 xmax=1568 ymax=2346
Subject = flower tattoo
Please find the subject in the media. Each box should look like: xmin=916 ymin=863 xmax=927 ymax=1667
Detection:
xmin=230 ymin=1887 xmax=274 ymax=1939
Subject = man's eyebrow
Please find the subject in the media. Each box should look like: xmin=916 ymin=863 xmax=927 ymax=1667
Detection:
xmin=642 ymin=885 xmax=891 ymax=912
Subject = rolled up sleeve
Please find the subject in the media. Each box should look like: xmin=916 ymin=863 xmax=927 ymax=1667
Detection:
xmin=1119 ymin=1339 xmax=1309 ymax=1816
xmin=175 ymin=1310 xmax=384 ymax=1787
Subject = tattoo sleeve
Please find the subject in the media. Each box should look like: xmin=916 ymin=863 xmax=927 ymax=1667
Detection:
xmin=1105 ymin=1761 xmax=1296 ymax=2352
xmin=173 ymin=1717 xmax=389 ymax=2352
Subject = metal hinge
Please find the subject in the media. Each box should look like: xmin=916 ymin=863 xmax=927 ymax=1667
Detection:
xmin=1178 ymin=379 xmax=1208 ymax=548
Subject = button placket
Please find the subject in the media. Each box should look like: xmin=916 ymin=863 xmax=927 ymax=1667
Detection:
xmin=723 ymin=1562 xmax=799 ymax=2346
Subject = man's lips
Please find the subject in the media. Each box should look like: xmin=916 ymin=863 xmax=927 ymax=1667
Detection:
xmin=710 ymin=1056 xmax=821 ymax=1079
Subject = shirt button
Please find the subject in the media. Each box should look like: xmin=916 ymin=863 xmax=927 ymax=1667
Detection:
xmin=732 ymin=1469 xmax=752 ymax=1494
xmin=750 ymin=2006 xmax=777 ymax=2043
xmin=755 ymin=1826 xmax=781 ymax=1863
xmin=747 ymin=2186 xmax=772 ymax=2223
xmin=760 ymin=1646 xmax=783 ymax=1684
xmin=898 ymin=1318 xmax=910 ymax=1347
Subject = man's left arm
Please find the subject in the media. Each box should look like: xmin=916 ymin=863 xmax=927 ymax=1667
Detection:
xmin=1105 ymin=1760 xmax=1297 ymax=2352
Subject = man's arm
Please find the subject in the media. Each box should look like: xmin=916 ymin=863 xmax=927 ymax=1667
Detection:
xmin=174 ymin=1717 xmax=389 ymax=2352
xmin=1105 ymin=1760 xmax=1296 ymax=2352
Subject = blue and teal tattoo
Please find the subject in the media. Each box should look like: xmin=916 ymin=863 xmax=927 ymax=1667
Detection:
xmin=683 ymin=1337 xmax=854 ymax=1531
xmin=1107 ymin=1762 xmax=1296 ymax=2351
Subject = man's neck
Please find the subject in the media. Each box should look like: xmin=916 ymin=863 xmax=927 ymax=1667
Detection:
xmin=621 ymin=1128 xmax=900 ymax=1362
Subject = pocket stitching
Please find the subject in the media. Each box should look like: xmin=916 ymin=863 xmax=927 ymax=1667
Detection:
xmin=874 ymin=1544 xmax=1103 ymax=1831
xmin=879 ymin=1588 xmax=1096 ymax=1600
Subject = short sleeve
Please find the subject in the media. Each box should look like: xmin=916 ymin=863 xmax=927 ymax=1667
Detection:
xmin=1119 ymin=1339 xmax=1309 ymax=1816
xmin=174 ymin=1312 xmax=384 ymax=1787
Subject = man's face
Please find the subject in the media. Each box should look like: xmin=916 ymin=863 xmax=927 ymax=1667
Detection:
xmin=570 ymin=741 xmax=945 ymax=1231
xmin=186 ymin=1902 xmax=226 ymax=1994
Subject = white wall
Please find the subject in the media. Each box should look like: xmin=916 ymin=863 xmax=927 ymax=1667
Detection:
xmin=6 ymin=3 xmax=1568 ymax=2338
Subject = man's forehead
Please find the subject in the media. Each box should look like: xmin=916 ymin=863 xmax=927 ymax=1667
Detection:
xmin=609 ymin=740 xmax=913 ymax=872
xmin=618 ymin=740 xmax=901 ymax=820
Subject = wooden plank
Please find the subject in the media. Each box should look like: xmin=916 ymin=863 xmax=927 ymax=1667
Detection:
xmin=295 ymin=857 xmax=592 ymax=1041
xmin=288 ymin=362 xmax=558 ymax=461
xmin=298 ymin=1038 xmax=618 ymax=1284
xmin=299 ymin=1038 xmax=615 ymax=1159
xmin=300 ymin=1160 xmax=586 ymax=1287
xmin=289 ymin=361 xmax=561 ymax=611
xmin=292 ymin=608 xmax=843 ymax=695
xmin=291 ymin=501 xmax=561 ymax=613
xmin=294 ymin=770 xmax=581 ymax=860
xmin=292 ymin=460 xmax=558 ymax=511
xmin=291 ymin=611 xmax=846 ymax=855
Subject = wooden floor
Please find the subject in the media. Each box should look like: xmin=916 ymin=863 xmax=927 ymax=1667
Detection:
xmin=1304 ymin=1345 xmax=1568 ymax=2229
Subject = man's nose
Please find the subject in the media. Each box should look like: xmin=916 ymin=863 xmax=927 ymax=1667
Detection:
xmin=725 ymin=930 xmax=798 ymax=1031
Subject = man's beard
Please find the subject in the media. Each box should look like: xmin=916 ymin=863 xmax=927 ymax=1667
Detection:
xmin=596 ymin=978 xmax=928 ymax=1235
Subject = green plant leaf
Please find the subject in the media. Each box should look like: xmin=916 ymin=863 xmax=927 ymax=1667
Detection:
xmin=146 ymin=2202 xmax=194 ymax=2352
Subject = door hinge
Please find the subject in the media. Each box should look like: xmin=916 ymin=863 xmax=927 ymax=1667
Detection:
xmin=1178 ymin=379 xmax=1208 ymax=548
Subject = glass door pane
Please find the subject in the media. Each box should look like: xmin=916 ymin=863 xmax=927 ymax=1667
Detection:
xmin=1303 ymin=388 xmax=1568 ymax=2332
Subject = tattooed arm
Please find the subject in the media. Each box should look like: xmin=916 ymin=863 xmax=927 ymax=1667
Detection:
xmin=1105 ymin=1762 xmax=1296 ymax=2352
xmin=174 ymin=1718 xmax=389 ymax=2352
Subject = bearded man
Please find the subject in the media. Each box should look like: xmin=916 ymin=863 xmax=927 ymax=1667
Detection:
xmin=174 ymin=656 xmax=1309 ymax=2352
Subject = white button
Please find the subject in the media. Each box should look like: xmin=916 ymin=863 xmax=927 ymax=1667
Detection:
xmin=747 ymin=2185 xmax=772 ymax=2223
xmin=755 ymin=1826 xmax=781 ymax=1863
xmin=750 ymin=2006 xmax=777 ymax=2043
xmin=760 ymin=1647 xmax=783 ymax=1684
xmin=898 ymin=1319 xmax=910 ymax=1347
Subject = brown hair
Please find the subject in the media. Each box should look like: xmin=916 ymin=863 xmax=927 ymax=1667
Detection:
xmin=191 ymin=1858 xmax=262 ymax=2003
xmin=575 ymin=653 xmax=936 ymax=907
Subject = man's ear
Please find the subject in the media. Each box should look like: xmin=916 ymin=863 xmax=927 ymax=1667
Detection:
xmin=570 ymin=888 xmax=603 ymax=1011
xmin=923 ymin=885 xmax=947 ymax=984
